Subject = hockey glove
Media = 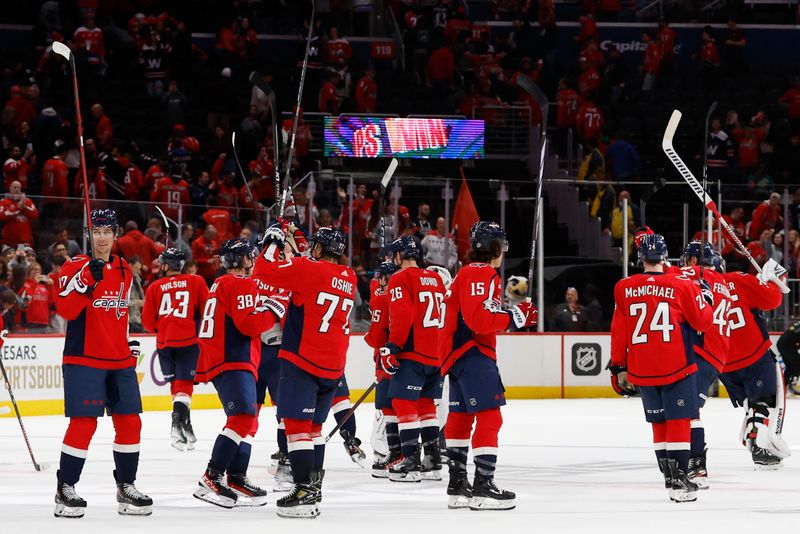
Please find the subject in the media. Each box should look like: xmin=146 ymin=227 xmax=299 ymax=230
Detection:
xmin=379 ymin=343 xmax=401 ymax=375
xmin=261 ymin=224 xmax=286 ymax=262
xmin=698 ymin=279 xmax=714 ymax=306
xmin=507 ymin=300 xmax=537 ymax=331
xmin=129 ymin=340 xmax=141 ymax=359
xmin=87 ymin=258 xmax=106 ymax=286
xmin=284 ymin=222 xmax=308 ymax=256
xmin=256 ymin=296 xmax=286 ymax=319
xmin=608 ymin=364 xmax=636 ymax=396
xmin=758 ymin=258 xmax=790 ymax=294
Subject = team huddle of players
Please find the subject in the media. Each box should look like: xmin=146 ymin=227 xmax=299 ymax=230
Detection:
xmin=609 ymin=228 xmax=790 ymax=503
xmin=50 ymin=208 xmax=535 ymax=519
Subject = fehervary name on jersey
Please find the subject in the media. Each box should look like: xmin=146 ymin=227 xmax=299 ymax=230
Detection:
xmin=624 ymin=285 xmax=675 ymax=299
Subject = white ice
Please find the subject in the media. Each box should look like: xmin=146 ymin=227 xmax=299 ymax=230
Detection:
xmin=2 ymin=398 xmax=800 ymax=533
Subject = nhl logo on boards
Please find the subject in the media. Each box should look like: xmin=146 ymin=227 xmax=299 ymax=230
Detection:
xmin=572 ymin=343 xmax=602 ymax=376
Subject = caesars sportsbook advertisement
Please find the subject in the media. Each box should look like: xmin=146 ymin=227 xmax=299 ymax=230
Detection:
xmin=324 ymin=116 xmax=485 ymax=159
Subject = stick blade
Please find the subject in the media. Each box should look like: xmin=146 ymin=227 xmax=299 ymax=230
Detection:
xmin=662 ymin=109 xmax=682 ymax=151
xmin=381 ymin=158 xmax=398 ymax=190
xmin=52 ymin=41 xmax=72 ymax=60
xmin=248 ymin=70 xmax=261 ymax=85
xmin=231 ymin=131 xmax=237 ymax=145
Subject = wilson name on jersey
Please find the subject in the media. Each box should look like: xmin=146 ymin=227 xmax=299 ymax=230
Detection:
xmin=142 ymin=273 xmax=209 ymax=349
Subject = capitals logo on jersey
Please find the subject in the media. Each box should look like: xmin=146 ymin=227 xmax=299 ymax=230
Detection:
xmin=92 ymin=282 xmax=129 ymax=319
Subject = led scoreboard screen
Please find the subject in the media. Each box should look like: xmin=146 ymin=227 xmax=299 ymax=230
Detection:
xmin=324 ymin=116 xmax=485 ymax=159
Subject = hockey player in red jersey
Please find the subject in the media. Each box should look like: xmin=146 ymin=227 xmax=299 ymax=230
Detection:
xmin=54 ymin=209 xmax=152 ymax=518
xmin=142 ymin=248 xmax=209 ymax=451
xmin=364 ymin=261 xmax=400 ymax=478
xmin=675 ymin=242 xmax=730 ymax=489
xmin=719 ymin=258 xmax=789 ymax=469
xmin=255 ymin=225 xmax=357 ymax=518
xmin=378 ymin=236 xmax=445 ymax=483
xmin=610 ymin=233 xmax=713 ymax=503
xmin=193 ymin=238 xmax=285 ymax=508
xmin=439 ymin=222 xmax=536 ymax=510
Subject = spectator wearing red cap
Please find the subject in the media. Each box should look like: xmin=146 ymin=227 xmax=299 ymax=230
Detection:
xmin=0 ymin=180 xmax=38 ymax=247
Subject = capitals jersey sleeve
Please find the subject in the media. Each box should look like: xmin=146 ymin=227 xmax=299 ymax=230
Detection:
xmin=365 ymin=288 xmax=391 ymax=379
xmin=57 ymin=255 xmax=135 ymax=369
xmin=678 ymin=267 xmax=731 ymax=371
xmin=195 ymin=274 xmax=278 ymax=382
xmin=142 ymin=273 xmax=209 ymax=349
xmin=439 ymin=263 xmax=511 ymax=374
xmin=723 ymin=272 xmax=783 ymax=372
xmin=253 ymin=254 xmax=357 ymax=380
xmin=610 ymin=272 xmax=713 ymax=386
xmin=386 ymin=267 xmax=444 ymax=367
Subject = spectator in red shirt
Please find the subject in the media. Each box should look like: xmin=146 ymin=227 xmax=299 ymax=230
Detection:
xmin=323 ymin=26 xmax=352 ymax=67
xmin=641 ymin=31 xmax=661 ymax=96
xmin=191 ymin=224 xmax=220 ymax=284
xmin=444 ymin=7 xmax=472 ymax=44
xmin=213 ymin=170 xmax=240 ymax=214
xmin=733 ymin=126 xmax=764 ymax=173
xmin=150 ymin=170 xmax=191 ymax=222
xmin=724 ymin=18 xmax=747 ymax=74
xmin=577 ymin=57 xmax=601 ymax=102
xmin=114 ymin=221 xmax=164 ymax=271
xmin=579 ymin=39 xmax=605 ymax=71
xmin=355 ymin=67 xmax=377 ymax=113
xmin=1 ymin=86 xmax=36 ymax=135
xmin=318 ymin=71 xmax=342 ymax=113
xmin=748 ymin=192 xmax=783 ymax=241
xmin=40 ymin=140 xmax=69 ymax=205
xmin=3 ymin=144 xmax=33 ymax=191
xmin=779 ymin=77 xmax=800 ymax=122
xmin=557 ymin=78 xmax=581 ymax=129
xmin=91 ymin=103 xmax=113 ymax=149
xmin=427 ymin=40 xmax=455 ymax=107
xmin=18 ymin=262 xmax=52 ymax=332
xmin=73 ymin=12 xmax=105 ymax=65
xmin=746 ymin=228 xmax=773 ymax=273
xmin=120 ymin=156 xmax=144 ymax=201
xmin=699 ymin=26 xmax=720 ymax=93
xmin=0 ymin=180 xmax=38 ymax=247
xmin=576 ymin=100 xmax=604 ymax=142
xmin=202 ymin=207 xmax=236 ymax=242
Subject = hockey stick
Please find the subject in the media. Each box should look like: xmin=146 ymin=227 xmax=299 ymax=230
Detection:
xmin=249 ymin=71 xmax=282 ymax=211
xmin=324 ymin=379 xmax=379 ymax=443
xmin=516 ymin=74 xmax=549 ymax=299
xmin=154 ymin=205 xmax=170 ymax=248
xmin=662 ymin=110 xmax=790 ymax=292
xmin=52 ymin=41 xmax=95 ymax=257
xmin=379 ymin=158 xmax=399 ymax=250
xmin=231 ymin=131 xmax=267 ymax=230
xmin=0 ymin=331 xmax=43 ymax=471
xmin=280 ymin=0 xmax=316 ymax=218
xmin=699 ymin=101 xmax=717 ymax=279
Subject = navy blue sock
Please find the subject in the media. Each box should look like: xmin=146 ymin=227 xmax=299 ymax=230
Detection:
xmin=334 ymin=408 xmax=357 ymax=437
xmin=399 ymin=423 xmax=421 ymax=458
xmin=669 ymin=449 xmax=691 ymax=472
xmin=446 ymin=445 xmax=469 ymax=473
xmin=277 ymin=424 xmax=288 ymax=455
xmin=386 ymin=419 xmax=400 ymax=455
xmin=209 ymin=431 xmax=241 ymax=472
xmin=289 ymin=449 xmax=314 ymax=484
xmin=420 ymin=424 xmax=439 ymax=453
xmin=474 ymin=452 xmax=497 ymax=478
xmin=58 ymin=453 xmax=86 ymax=486
xmin=314 ymin=443 xmax=326 ymax=471
xmin=228 ymin=440 xmax=252 ymax=474
xmin=690 ymin=421 xmax=705 ymax=457
xmin=112 ymin=450 xmax=140 ymax=484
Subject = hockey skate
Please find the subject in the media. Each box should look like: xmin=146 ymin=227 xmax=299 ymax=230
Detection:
xmin=275 ymin=483 xmax=320 ymax=518
xmin=193 ymin=466 xmax=238 ymax=508
xmin=273 ymin=456 xmax=294 ymax=492
xmin=421 ymin=445 xmax=443 ymax=481
xmin=341 ymin=430 xmax=367 ymax=467
xmin=268 ymin=450 xmax=287 ymax=476
xmin=182 ymin=419 xmax=197 ymax=450
xmin=228 ymin=473 xmax=268 ymax=507
xmin=372 ymin=451 xmax=399 ymax=479
xmin=116 ymin=481 xmax=153 ymax=516
xmin=688 ymin=454 xmax=709 ymax=489
xmin=751 ymin=442 xmax=784 ymax=470
xmin=311 ymin=469 xmax=324 ymax=503
xmin=447 ymin=471 xmax=472 ymax=509
xmin=54 ymin=474 xmax=86 ymax=519
xmin=170 ymin=411 xmax=187 ymax=451
xmin=469 ymin=474 xmax=515 ymax=511
xmin=657 ymin=458 xmax=671 ymax=489
xmin=388 ymin=453 xmax=422 ymax=483
xmin=666 ymin=459 xmax=698 ymax=503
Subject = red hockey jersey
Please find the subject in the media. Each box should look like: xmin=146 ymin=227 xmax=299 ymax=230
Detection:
xmin=195 ymin=273 xmax=278 ymax=383
xmin=150 ymin=176 xmax=190 ymax=222
xmin=253 ymin=253 xmax=356 ymax=380
xmin=365 ymin=287 xmax=391 ymax=380
xmin=677 ymin=267 xmax=731 ymax=371
xmin=142 ymin=273 xmax=209 ymax=349
xmin=57 ymin=255 xmax=134 ymax=369
xmin=439 ymin=263 xmax=512 ymax=375
xmin=723 ymin=272 xmax=783 ymax=372
xmin=611 ymin=271 xmax=713 ymax=386
xmin=387 ymin=266 xmax=444 ymax=367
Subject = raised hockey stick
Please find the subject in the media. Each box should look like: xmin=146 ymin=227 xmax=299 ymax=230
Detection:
xmin=280 ymin=0 xmax=316 ymax=218
xmin=154 ymin=205 xmax=170 ymax=248
xmin=699 ymin=101 xmax=717 ymax=279
xmin=52 ymin=41 xmax=95 ymax=257
xmin=379 ymin=158 xmax=399 ymax=250
xmin=516 ymin=74 xmax=549 ymax=299
xmin=662 ymin=110 xmax=790 ymax=292
xmin=325 ymin=379 xmax=379 ymax=443
xmin=249 ymin=71 xmax=282 ymax=210
xmin=0 ymin=331 xmax=43 ymax=471
xmin=231 ymin=132 xmax=267 ymax=230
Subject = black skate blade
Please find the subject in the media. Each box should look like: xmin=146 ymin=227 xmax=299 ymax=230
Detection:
xmin=193 ymin=487 xmax=236 ymax=509
xmin=118 ymin=503 xmax=153 ymax=516
xmin=54 ymin=504 xmax=85 ymax=518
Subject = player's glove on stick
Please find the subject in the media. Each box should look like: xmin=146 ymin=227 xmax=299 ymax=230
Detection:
xmin=508 ymin=300 xmax=537 ymax=330
xmin=758 ymin=258 xmax=790 ymax=294
xmin=261 ymin=224 xmax=286 ymax=262
xmin=256 ymin=297 xmax=286 ymax=319
xmin=379 ymin=342 xmax=401 ymax=375
xmin=129 ymin=340 xmax=141 ymax=358
xmin=698 ymin=279 xmax=714 ymax=306
xmin=608 ymin=364 xmax=636 ymax=396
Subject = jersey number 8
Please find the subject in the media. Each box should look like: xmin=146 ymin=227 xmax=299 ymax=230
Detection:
xmin=198 ymin=298 xmax=217 ymax=338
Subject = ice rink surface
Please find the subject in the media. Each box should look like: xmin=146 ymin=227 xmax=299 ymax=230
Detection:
xmin=2 ymin=398 xmax=800 ymax=533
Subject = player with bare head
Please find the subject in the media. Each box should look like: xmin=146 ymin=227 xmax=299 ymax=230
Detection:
xmin=610 ymin=233 xmax=713 ymax=503
xmin=54 ymin=209 xmax=152 ymax=518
